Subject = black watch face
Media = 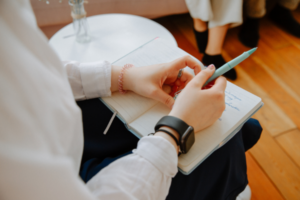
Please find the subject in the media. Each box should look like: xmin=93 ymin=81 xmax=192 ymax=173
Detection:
xmin=181 ymin=126 xmax=195 ymax=154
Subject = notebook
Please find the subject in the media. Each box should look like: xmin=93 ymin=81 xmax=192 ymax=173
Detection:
xmin=100 ymin=38 xmax=263 ymax=175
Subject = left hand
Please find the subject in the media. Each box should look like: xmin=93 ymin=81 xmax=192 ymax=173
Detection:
xmin=123 ymin=56 xmax=201 ymax=108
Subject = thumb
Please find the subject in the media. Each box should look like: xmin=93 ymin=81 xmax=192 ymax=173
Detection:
xmin=192 ymin=64 xmax=215 ymax=88
xmin=153 ymin=88 xmax=175 ymax=108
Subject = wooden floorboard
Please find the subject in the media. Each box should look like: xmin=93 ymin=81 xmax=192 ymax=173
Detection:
xmin=259 ymin=19 xmax=292 ymax=50
xmin=223 ymin=57 xmax=297 ymax=137
xmin=246 ymin=152 xmax=285 ymax=200
xmin=249 ymin=128 xmax=300 ymax=200
xmin=224 ymin=31 xmax=300 ymax=130
xmin=276 ymin=129 xmax=300 ymax=168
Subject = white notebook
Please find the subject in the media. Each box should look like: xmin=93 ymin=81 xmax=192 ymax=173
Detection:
xmin=100 ymin=38 xmax=263 ymax=175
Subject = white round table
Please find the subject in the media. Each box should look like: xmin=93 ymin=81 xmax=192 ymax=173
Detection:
xmin=49 ymin=14 xmax=177 ymax=63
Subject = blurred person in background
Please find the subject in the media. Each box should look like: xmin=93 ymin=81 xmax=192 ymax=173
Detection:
xmin=186 ymin=0 xmax=243 ymax=80
xmin=240 ymin=0 xmax=300 ymax=47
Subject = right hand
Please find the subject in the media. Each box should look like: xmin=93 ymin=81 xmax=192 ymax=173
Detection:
xmin=169 ymin=64 xmax=227 ymax=132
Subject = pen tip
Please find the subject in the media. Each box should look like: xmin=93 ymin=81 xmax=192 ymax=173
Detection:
xmin=247 ymin=47 xmax=257 ymax=55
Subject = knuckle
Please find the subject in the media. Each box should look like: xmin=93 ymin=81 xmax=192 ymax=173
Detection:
xmin=200 ymin=70 xmax=210 ymax=77
xmin=188 ymin=80 xmax=197 ymax=87
xmin=183 ymin=55 xmax=191 ymax=60
xmin=149 ymin=88 xmax=158 ymax=96
xmin=214 ymin=91 xmax=225 ymax=100
xmin=219 ymin=76 xmax=227 ymax=82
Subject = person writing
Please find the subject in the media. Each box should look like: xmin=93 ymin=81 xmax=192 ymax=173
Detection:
xmin=0 ymin=0 xmax=262 ymax=199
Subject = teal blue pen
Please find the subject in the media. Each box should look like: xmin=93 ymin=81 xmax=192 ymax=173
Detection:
xmin=203 ymin=47 xmax=257 ymax=87
xmin=173 ymin=47 xmax=257 ymax=100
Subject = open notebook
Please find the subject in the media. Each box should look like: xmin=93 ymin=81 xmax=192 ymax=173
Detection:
xmin=100 ymin=38 xmax=263 ymax=175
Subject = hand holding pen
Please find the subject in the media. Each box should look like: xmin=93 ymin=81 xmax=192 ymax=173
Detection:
xmin=173 ymin=47 xmax=257 ymax=100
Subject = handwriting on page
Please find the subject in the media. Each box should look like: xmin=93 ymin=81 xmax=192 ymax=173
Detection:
xmin=225 ymin=90 xmax=242 ymax=112
xmin=218 ymin=90 xmax=244 ymax=121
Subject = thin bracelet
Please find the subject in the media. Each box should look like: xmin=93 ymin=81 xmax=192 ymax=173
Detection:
xmin=118 ymin=64 xmax=134 ymax=94
xmin=156 ymin=129 xmax=179 ymax=146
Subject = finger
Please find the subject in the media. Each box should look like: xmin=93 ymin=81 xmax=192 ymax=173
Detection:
xmin=177 ymin=73 xmax=193 ymax=90
xmin=173 ymin=71 xmax=193 ymax=87
xmin=180 ymin=71 xmax=193 ymax=84
xmin=170 ymin=55 xmax=202 ymax=75
xmin=152 ymin=88 xmax=175 ymax=108
xmin=190 ymin=64 xmax=215 ymax=88
xmin=211 ymin=76 xmax=227 ymax=92
xmin=162 ymin=85 xmax=172 ymax=94
xmin=175 ymin=79 xmax=181 ymax=86
xmin=202 ymin=79 xmax=216 ymax=90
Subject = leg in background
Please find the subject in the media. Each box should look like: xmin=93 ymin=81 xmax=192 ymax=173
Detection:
xmin=193 ymin=18 xmax=208 ymax=54
xmin=239 ymin=0 xmax=265 ymax=48
xmin=188 ymin=0 xmax=242 ymax=80
xmin=202 ymin=24 xmax=237 ymax=80
xmin=205 ymin=24 xmax=230 ymax=55
xmin=278 ymin=0 xmax=300 ymax=10
xmin=194 ymin=18 xmax=207 ymax=32
xmin=270 ymin=0 xmax=300 ymax=37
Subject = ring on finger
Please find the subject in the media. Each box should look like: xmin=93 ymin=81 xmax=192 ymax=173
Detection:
xmin=177 ymin=69 xmax=183 ymax=79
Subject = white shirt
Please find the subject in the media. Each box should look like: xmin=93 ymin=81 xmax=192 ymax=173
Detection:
xmin=0 ymin=0 xmax=178 ymax=199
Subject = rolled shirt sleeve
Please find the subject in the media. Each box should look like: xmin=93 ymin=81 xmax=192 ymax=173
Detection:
xmin=63 ymin=60 xmax=111 ymax=100
xmin=86 ymin=135 xmax=178 ymax=200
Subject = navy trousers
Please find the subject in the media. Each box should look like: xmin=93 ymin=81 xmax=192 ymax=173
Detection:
xmin=77 ymin=98 xmax=262 ymax=200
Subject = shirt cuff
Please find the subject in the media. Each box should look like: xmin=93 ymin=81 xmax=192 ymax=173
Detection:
xmin=133 ymin=136 xmax=178 ymax=177
xmin=79 ymin=61 xmax=111 ymax=98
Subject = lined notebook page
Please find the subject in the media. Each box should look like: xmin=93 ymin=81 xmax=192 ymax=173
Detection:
xmin=101 ymin=38 xmax=203 ymax=124
xmin=130 ymin=82 xmax=262 ymax=172
xmin=102 ymin=92 xmax=157 ymax=124
xmin=178 ymin=82 xmax=262 ymax=172
xmin=112 ymin=38 xmax=203 ymax=75
xmin=129 ymin=103 xmax=170 ymax=137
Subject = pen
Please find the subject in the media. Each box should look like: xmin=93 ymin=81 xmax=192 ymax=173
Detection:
xmin=203 ymin=47 xmax=257 ymax=87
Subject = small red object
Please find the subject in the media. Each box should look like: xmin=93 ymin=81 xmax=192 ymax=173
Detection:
xmin=170 ymin=85 xmax=178 ymax=97
xmin=202 ymin=80 xmax=216 ymax=90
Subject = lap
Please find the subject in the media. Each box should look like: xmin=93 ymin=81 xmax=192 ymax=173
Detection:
xmin=77 ymin=98 xmax=262 ymax=200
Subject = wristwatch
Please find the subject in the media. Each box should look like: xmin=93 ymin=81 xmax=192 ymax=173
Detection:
xmin=155 ymin=116 xmax=195 ymax=154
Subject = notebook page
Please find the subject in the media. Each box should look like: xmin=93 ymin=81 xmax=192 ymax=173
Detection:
xmin=101 ymin=38 xmax=204 ymax=124
xmin=102 ymin=92 xmax=157 ymax=124
xmin=112 ymin=38 xmax=204 ymax=75
xmin=178 ymin=82 xmax=261 ymax=170
xmin=130 ymin=82 xmax=262 ymax=171
xmin=129 ymin=103 xmax=170 ymax=136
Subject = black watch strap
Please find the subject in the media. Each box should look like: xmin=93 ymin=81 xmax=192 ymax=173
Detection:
xmin=155 ymin=116 xmax=195 ymax=154
xmin=154 ymin=116 xmax=190 ymax=137
xmin=156 ymin=129 xmax=179 ymax=146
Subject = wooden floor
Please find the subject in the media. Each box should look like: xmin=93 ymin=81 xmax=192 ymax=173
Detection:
xmin=41 ymin=8 xmax=300 ymax=200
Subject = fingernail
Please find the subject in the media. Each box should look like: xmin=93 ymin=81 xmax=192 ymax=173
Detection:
xmin=208 ymin=64 xmax=215 ymax=70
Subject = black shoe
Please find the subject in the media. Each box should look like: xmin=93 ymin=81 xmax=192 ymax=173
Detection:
xmin=269 ymin=4 xmax=300 ymax=38
xmin=193 ymin=28 xmax=208 ymax=53
xmin=202 ymin=53 xmax=237 ymax=80
xmin=238 ymin=17 xmax=260 ymax=48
